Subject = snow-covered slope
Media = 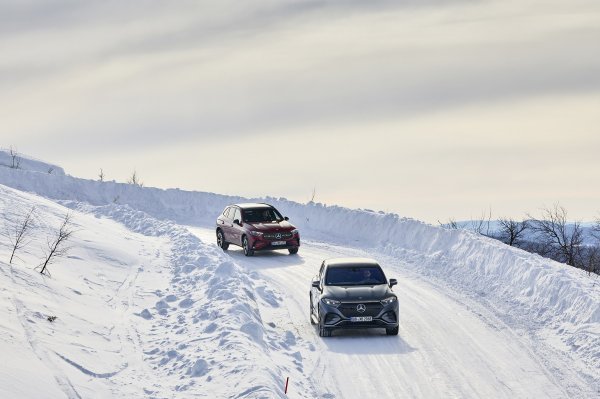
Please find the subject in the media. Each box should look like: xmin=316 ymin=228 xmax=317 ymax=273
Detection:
xmin=1 ymin=153 xmax=598 ymax=397
xmin=0 ymin=184 xmax=297 ymax=398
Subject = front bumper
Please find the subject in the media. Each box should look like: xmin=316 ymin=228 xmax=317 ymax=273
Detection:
xmin=320 ymin=300 xmax=399 ymax=330
xmin=250 ymin=236 xmax=300 ymax=251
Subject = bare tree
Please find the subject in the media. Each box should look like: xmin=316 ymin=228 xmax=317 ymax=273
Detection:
xmin=4 ymin=207 xmax=36 ymax=264
xmin=588 ymin=217 xmax=600 ymax=275
xmin=592 ymin=217 xmax=600 ymax=242
xmin=9 ymin=146 xmax=21 ymax=169
xmin=309 ymin=187 xmax=316 ymax=203
xmin=438 ymin=209 xmax=492 ymax=234
xmin=528 ymin=204 xmax=583 ymax=267
xmin=469 ymin=208 xmax=494 ymax=236
xmin=98 ymin=168 xmax=105 ymax=182
xmin=498 ymin=218 xmax=529 ymax=247
xmin=127 ymin=170 xmax=143 ymax=187
xmin=36 ymin=213 xmax=75 ymax=276
xmin=580 ymin=246 xmax=600 ymax=276
xmin=439 ymin=218 xmax=460 ymax=229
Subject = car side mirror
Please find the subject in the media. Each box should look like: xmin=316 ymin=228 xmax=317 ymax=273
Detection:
xmin=233 ymin=219 xmax=240 ymax=225
xmin=389 ymin=278 xmax=397 ymax=287
xmin=284 ymin=216 xmax=289 ymax=221
xmin=311 ymin=280 xmax=321 ymax=290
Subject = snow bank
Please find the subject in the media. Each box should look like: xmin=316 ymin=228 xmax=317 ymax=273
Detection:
xmin=60 ymin=201 xmax=290 ymax=397
xmin=1 ymin=152 xmax=598 ymax=382
xmin=0 ymin=149 xmax=65 ymax=176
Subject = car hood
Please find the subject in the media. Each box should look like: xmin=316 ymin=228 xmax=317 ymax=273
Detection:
xmin=246 ymin=221 xmax=295 ymax=231
xmin=324 ymin=284 xmax=392 ymax=301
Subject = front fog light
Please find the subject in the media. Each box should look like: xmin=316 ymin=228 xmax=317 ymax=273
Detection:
xmin=382 ymin=311 xmax=397 ymax=323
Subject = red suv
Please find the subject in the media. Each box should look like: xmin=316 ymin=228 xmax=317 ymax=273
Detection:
xmin=216 ymin=203 xmax=300 ymax=256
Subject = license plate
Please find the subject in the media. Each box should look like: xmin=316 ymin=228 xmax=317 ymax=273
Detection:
xmin=351 ymin=316 xmax=372 ymax=322
xmin=271 ymin=241 xmax=286 ymax=246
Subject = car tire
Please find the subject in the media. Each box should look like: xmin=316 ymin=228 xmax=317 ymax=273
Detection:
xmin=216 ymin=229 xmax=229 ymax=250
xmin=242 ymin=236 xmax=254 ymax=257
xmin=288 ymin=247 xmax=298 ymax=255
xmin=319 ymin=324 xmax=332 ymax=337
xmin=386 ymin=326 xmax=399 ymax=336
xmin=317 ymin=305 xmax=332 ymax=337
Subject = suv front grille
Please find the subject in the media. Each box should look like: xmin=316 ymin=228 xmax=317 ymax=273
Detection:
xmin=263 ymin=232 xmax=293 ymax=240
xmin=338 ymin=302 xmax=383 ymax=318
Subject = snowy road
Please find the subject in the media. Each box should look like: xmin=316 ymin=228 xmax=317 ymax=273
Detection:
xmin=189 ymin=227 xmax=575 ymax=398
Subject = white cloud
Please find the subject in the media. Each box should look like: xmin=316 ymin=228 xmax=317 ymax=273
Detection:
xmin=2 ymin=0 xmax=600 ymax=222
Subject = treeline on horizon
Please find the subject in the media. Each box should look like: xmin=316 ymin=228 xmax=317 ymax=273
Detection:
xmin=443 ymin=205 xmax=600 ymax=275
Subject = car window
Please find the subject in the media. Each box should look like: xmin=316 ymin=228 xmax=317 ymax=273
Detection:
xmin=242 ymin=208 xmax=283 ymax=223
xmin=232 ymin=208 xmax=241 ymax=222
xmin=223 ymin=207 xmax=231 ymax=218
xmin=325 ymin=266 xmax=386 ymax=286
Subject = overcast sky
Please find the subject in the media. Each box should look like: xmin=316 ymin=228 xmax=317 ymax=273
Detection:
xmin=2 ymin=0 xmax=599 ymax=223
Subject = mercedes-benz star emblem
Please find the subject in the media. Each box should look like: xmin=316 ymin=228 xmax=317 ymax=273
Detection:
xmin=357 ymin=304 xmax=366 ymax=313
xmin=276 ymin=233 xmax=282 ymax=239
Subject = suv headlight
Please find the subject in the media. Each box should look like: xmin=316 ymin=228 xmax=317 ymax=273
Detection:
xmin=291 ymin=229 xmax=299 ymax=235
xmin=322 ymin=298 xmax=341 ymax=307
xmin=249 ymin=231 xmax=263 ymax=237
xmin=381 ymin=296 xmax=397 ymax=305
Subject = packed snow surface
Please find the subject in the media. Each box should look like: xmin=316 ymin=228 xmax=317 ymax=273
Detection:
xmin=0 ymin=153 xmax=598 ymax=398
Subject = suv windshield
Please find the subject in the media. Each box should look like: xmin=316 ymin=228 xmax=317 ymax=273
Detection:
xmin=325 ymin=266 xmax=386 ymax=286
xmin=243 ymin=208 xmax=283 ymax=223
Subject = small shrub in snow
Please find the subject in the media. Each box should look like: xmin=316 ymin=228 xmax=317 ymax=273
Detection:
xmin=127 ymin=170 xmax=143 ymax=187
xmin=3 ymin=206 xmax=36 ymax=265
xmin=9 ymin=146 xmax=21 ymax=169
xmin=36 ymin=212 xmax=75 ymax=276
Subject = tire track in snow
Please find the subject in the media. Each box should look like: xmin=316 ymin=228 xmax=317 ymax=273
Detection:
xmin=54 ymin=352 xmax=126 ymax=378
xmin=11 ymin=294 xmax=82 ymax=399
xmin=106 ymin=249 xmax=155 ymax=392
